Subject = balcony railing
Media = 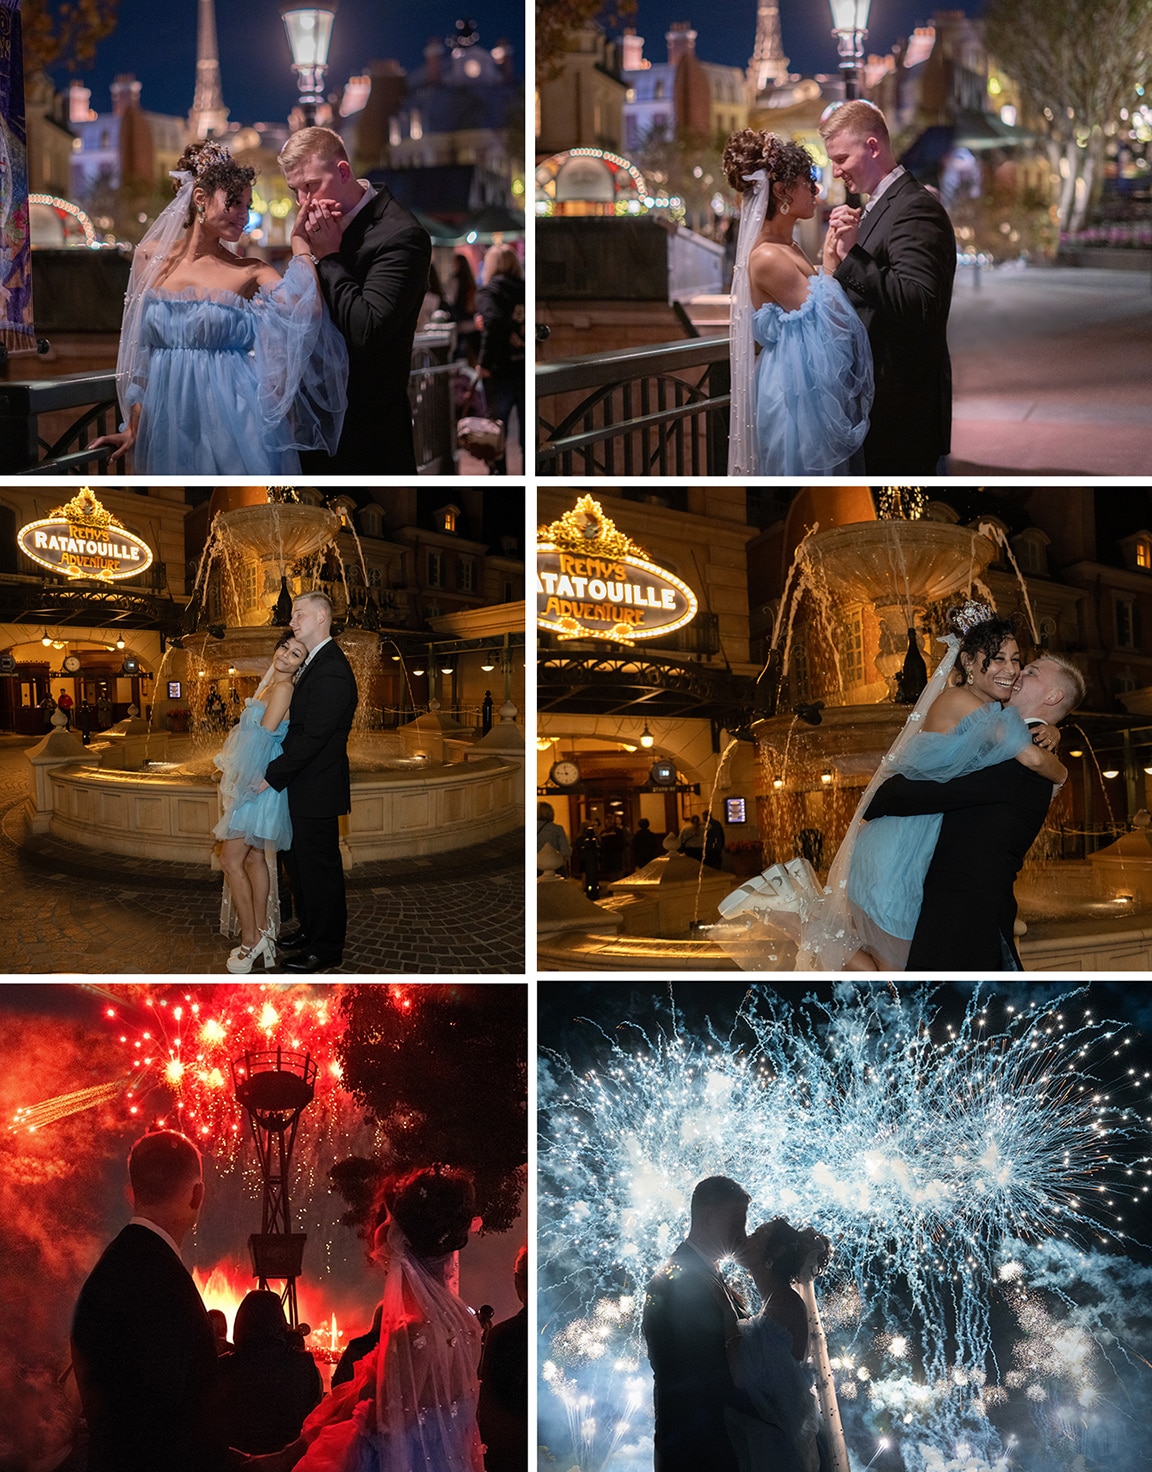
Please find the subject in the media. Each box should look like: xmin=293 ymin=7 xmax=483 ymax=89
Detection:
xmin=0 ymin=327 xmax=461 ymax=474
xmin=537 ymin=335 xmax=731 ymax=477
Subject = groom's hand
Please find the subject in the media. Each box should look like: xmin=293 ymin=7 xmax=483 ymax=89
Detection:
xmin=299 ymin=198 xmax=343 ymax=261
xmin=828 ymin=205 xmax=862 ymax=259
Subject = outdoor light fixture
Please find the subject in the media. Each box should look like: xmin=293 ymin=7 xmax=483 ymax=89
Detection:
xmin=280 ymin=1 xmax=338 ymax=127
xmin=821 ymin=770 xmax=834 ymax=784
xmin=1103 ymin=769 xmax=1120 ymax=779
xmin=411 ymin=664 xmax=425 ymax=676
xmin=1069 ymin=749 xmax=1084 ymax=757
xmin=773 ymin=776 xmax=784 ymax=790
xmin=640 ymin=724 xmax=655 ymax=748
xmin=828 ymin=0 xmax=871 ymax=97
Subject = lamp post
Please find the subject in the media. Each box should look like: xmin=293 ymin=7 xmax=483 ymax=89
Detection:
xmin=827 ymin=0 xmax=871 ymax=102
xmin=280 ymin=1 xmax=338 ymax=128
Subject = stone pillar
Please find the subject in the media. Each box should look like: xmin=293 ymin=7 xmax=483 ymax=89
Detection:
xmin=24 ymin=729 xmax=86 ymax=835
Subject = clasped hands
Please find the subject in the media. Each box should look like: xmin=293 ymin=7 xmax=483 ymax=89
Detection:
xmin=291 ymin=194 xmax=343 ymax=260
xmin=822 ymin=205 xmax=861 ymax=271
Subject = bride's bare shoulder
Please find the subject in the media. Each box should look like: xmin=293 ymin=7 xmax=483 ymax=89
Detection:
xmin=923 ymin=683 xmax=982 ymax=733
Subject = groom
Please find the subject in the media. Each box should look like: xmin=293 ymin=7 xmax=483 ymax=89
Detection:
xmin=865 ymin=655 xmax=1084 ymax=968
xmin=642 ymin=1175 xmax=763 ymax=1472
xmin=71 ymin=1130 xmax=301 ymax=1471
xmin=820 ymin=100 xmax=956 ymax=474
xmin=279 ymin=126 xmax=431 ymax=474
xmin=262 ymin=591 xmax=358 ymax=972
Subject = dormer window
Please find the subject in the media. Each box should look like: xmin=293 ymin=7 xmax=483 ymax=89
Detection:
xmin=438 ymin=505 xmax=460 ymax=534
xmin=1138 ymin=538 xmax=1152 ymax=570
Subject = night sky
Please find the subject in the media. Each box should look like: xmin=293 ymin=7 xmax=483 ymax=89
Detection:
xmin=48 ymin=0 xmax=525 ymax=127
xmin=608 ymin=0 xmax=984 ymax=77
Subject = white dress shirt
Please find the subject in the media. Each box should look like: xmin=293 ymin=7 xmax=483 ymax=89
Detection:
xmin=863 ymin=164 xmax=906 ymax=214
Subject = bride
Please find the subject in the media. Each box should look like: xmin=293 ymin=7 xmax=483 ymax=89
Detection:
xmin=292 ymin=1165 xmax=484 ymax=1472
xmin=213 ymin=632 xmax=306 ymax=974
xmin=92 ymin=139 xmax=346 ymax=473
xmin=721 ymin=602 xmax=1067 ymax=971
xmin=722 ymin=1218 xmax=832 ymax=1472
xmin=725 ymin=129 xmax=873 ymax=476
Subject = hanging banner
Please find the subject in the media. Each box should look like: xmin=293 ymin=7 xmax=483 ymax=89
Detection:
xmin=0 ymin=0 xmax=33 ymax=352
xmin=536 ymin=495 xmax=698 ymax=645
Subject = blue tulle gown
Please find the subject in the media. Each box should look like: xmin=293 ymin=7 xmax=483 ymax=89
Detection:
xmin=847 ymin=702 xmax=1033 ymax=943
xmin=725 ymin=1315 xmax=821 ymax=1472
xmin=127 ymin=257 xmax=347 ymax=474
xmin=213 ymin=699 xmax=292 ymax=850
xmin=752 ymin=272 xmax=873 ymax=475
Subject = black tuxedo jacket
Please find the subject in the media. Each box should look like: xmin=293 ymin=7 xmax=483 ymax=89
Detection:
xmin=834 ymin=171 xmax=956 ymax=473
xmin=642 ymin=1241 xmax=758 ymax=1472
xmin=308 ymin=186 xmax=431 ymax=474
xmin=865 ymin=757 xmax=1054 ymax=969
xmin=71 ymin=1224 xmax=238 ymax=1472
xmin=265 ymin=638 xmax=358 ymax=819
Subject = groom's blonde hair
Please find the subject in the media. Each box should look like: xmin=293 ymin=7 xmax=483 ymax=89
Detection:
xmin=819 ymin=100 xmax=890 ymax=147
xmin=279 ymin=126 xmax=349 ymax=172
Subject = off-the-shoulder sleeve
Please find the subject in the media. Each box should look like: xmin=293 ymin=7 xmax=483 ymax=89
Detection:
xmin=847 ymin=704 xmax=1032 ymax=942
xmin=887 ymin=702 xmax=1032 ymax=782
xmin=751 ymin=272 xmax=874 ymax=475
xmin=253 ymin=256 xmax=348 ymax=455
xmin=214 ymin=710 xmax=279 ymax=813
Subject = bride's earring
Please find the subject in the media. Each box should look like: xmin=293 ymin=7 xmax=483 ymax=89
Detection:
xmin=965 ymin=669 xmax=974 ymax=685
xmin=779 ymin=200 xmax=790 ymax=216
xmin=197 ymin=204 xmax=205 ymax=222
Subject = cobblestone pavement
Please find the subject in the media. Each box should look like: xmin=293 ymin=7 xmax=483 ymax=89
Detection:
xmin=0 ymin=738 xmax=525 ymax=975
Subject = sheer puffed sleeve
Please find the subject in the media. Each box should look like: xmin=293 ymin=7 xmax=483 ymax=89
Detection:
xmin=253 ymin=256 xmax=348 ymax=455
xmin=847 ymin=702 xmax=1032 ymax=942
xmin=752 ymin=272 xmax=873 ymax=475
xmin=214 ymin=702 xmax=279 ymax=813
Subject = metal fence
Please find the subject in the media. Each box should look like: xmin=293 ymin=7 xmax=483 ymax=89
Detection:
xmin=536 ymin=335 xmax=731 ymax=476
xmin=0 ymin=327 xmax=461 ymax=474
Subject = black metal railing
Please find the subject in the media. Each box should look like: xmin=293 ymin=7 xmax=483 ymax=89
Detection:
xmin=536 ymin=335 xmax=731 ymax=476
xmin=0 ymin=328 xmax=461 ymax=474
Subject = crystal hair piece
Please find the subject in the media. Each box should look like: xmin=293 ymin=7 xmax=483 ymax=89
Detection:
xmin=187 ymin=139 xmax=234 ymax=178
xmin=952 ymin=598 xmax=997 ymax=634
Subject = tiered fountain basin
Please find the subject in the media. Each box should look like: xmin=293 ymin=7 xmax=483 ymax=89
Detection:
xmin=26 ymin=727 xmax=521 ymax=867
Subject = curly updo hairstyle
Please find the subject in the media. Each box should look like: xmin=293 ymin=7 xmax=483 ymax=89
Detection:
xmin=946 ymin=602 xmax=1019 ymax=678
xmin=722 ymin=129 xmax=816 ymax=220
xmin=752 ymin=1216 xmax=832 ymax=1281
xmin=176 ymin=140 xmax=256 ymax=228
xmin=373 ymin=1164 xmax=476 ymax=1259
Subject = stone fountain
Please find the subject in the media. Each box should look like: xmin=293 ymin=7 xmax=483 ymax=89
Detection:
xmin=25 ymin=488 xmax=522 ymax=867
xmin=539 ymin=489 xmax=1152 ymax=971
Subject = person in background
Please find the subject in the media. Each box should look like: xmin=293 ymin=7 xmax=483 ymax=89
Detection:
xmin=703 ymin=811 xmax=726 ymax=870
xmin=679 ymin=813 xmax=704 ymax=861
xmin=57 ymin=687 xmax=74 ymax=729
xmin=207 ymin=1309 xmax=233 ymax=1356
xmin=632 ymin=817 xmax=665 ymax=869
xmin=448 ymin=253 xmax=480 ymax=364
xmin=330 ymin=1303 xmax=382 ymax=1389
xmin=477 ymin=1246 xmax=527 ymax=1472
xmin=537 ymin=801 xmax=572 ymax=876
xmin=217 ymin=1291 xmax=322 ymax=1455
xmin=475 ymin=245 xmax=525 ymax=476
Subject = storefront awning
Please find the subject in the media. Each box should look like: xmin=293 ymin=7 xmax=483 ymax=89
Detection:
xmin=538 ymin=648 xmax=755 ymax=728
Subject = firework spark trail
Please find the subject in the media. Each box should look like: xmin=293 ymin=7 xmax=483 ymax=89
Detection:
xmin=9 ymin=1080 xmax=131 ymax=1133
xmin=538 ymin=984 xmax=1152 ymax=1472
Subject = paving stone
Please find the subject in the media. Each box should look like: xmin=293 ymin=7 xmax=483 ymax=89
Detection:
xmin=0 ymin=737 xmax=525 ymax=976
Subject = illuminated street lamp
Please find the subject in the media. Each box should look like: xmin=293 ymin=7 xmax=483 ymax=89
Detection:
xmin=280 ymin=2 xmax=338 ymax=128
xmin=827 ymin=0 xmax=871 ymax=102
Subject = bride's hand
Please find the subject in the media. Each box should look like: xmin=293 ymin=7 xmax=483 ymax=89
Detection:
xmin=89 ymin=427 xmax=135 ymax=467
xmin=1031 ymin=722 xmax=1061 ymax=752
